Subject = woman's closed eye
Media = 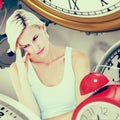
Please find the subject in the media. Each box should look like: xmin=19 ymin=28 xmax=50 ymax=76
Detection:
xmin=33 ymin=35 xmax=38 ymax=41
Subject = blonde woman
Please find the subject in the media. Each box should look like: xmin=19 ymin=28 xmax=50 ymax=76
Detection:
xmin=5 ymin=9 xmax=90 ymax=120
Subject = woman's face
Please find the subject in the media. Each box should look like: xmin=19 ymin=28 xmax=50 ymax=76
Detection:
xmin=18 ymin=25 xmax=49 ymax=57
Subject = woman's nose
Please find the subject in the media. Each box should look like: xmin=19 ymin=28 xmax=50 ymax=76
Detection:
xmin=31 ymin=43 xmax=39 ymax=51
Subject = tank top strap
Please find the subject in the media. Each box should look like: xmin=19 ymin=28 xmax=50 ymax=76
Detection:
xmin=64 ymin=47 xmax=75 ymax=82
xmin=64 ymin=47 xmax=72 ymax=68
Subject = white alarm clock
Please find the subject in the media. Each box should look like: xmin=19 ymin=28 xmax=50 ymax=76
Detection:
xmin=0 ymin=94 xmax=40 ymax=120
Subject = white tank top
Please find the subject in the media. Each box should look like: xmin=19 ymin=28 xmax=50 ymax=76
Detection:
xmin=28 ymin=47 xmax=76 ymax=119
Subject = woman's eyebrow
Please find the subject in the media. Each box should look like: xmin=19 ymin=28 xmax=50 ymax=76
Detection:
xmin=19 ymin=44 xmax=24 ymax=47
xmin=19 ymin=43 xmax=27 ymax=47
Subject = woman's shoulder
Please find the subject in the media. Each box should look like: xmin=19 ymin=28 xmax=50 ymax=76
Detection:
xmin=71 ymin=48 xmax=88 ymax=61
xmin=56 ymin=46 xmax=88 ymax=63
xmin=71 ymin=48 xmax=90 ymax=79
xmin=71 ymin=48 xmax=89 ymax=69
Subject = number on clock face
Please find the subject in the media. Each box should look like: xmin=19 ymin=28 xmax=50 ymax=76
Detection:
xmin=76 ymin=102 xmax=120 ymax=120
xmin=40 ymin=0 xmax=120 ymax=17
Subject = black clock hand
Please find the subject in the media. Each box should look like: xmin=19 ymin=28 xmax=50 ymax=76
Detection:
xmin=117 ymin=52 xmax=120 ymax=83
xmin=97 ymin=114 xmax=100 ymax=120
xmin=117 ymin=61 xmax=120 ymax=83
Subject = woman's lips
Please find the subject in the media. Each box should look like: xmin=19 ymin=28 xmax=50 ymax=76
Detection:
xmin=36 ymin=48 xmax=44 ymax=55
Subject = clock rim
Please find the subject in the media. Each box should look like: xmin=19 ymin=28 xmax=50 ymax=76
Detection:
xmin=72 ymin=99 xmax=120 ymax=120
xmin=95 ymin=41 xmax=120 ymax=73
xmin=22 ymin=0 xmax=120 ymax=32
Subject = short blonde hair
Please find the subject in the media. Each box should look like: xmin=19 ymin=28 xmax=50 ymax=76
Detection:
xmin=5 ymin=9 xmax=44 ymax=52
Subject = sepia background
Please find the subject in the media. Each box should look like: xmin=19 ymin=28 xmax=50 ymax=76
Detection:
xmin=0 ymin=1 xmax=119 ymax=100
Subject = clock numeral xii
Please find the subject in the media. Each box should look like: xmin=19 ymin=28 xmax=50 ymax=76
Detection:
xmin=100 ymin=106 xmax=108 ymax=115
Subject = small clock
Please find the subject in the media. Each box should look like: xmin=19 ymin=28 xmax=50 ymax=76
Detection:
xmin=95 ymin=40 xmax=120 ymax=84
xmin=22 ymin=0 xmax=120 ymax=31
xmin=73 ymin=100 xmax=120 ymax=120
xmin=0 ymin=94 xmax=40 ymax=120
xmin=72 ymin=72 xmax=120 ymax=120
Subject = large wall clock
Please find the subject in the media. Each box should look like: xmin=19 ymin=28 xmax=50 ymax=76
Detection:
xmin=22 ymin=0 xmax=120 ymax=32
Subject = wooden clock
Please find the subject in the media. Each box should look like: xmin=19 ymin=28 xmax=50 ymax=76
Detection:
xmin=22 ymin=0 xmax=120 ymax=32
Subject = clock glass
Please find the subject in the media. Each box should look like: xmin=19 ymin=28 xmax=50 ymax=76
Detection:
xmin=22 ymin=0 xmax=120 ymax=31
xmin=76 ymin=102 xmax=120 ymax=120
xmin=39 ymin=0 xmax=120 ymax=17
xmin=95 ymin=41 xmax=120 ymax=84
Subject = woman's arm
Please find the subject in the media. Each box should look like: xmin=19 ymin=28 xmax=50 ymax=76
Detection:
xmin=9 ymin=63 xmax=23 ymax=102
xmin=72 ymin=49 xmax=90 ymax=105
xmin=8 ymin=48 xmax=40 ymax=117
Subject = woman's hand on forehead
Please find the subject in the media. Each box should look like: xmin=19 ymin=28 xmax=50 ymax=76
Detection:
xmin=15 ymin=44 xmax=30 ymax=78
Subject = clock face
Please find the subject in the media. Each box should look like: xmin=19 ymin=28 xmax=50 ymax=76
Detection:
xmin=0 ymin=94 xmax=40 ymax=120
xmin=95 ymin=41 xmax=120 ymax=84
xmin=38 ymin=0 xmax=120 ymax=18
xmin=75 ymin=102 xmax=120 ymax=120
xmin=22 ymin=0 xmax=120 ymax=31
xmin=0 ymin=101 xmax=28 ymax=120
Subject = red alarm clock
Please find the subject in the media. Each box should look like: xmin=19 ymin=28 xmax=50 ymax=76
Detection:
xmin=72 ymin=72 xmax=120 ymax=120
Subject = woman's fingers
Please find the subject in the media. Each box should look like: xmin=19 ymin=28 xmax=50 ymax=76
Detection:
xmin=16 ymin=48 xmax=24 ymax=65
xmin=15 ymin=47 xmax=27 ymax=72
xmin=15 ymin=48 xmax=28 ymax=79
xmin=24 ymin=53 xmax=30 ymax=65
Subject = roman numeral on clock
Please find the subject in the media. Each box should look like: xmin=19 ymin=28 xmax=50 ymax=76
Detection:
xmin=101 ymin=0 xmax=108 ymax=6
xmin=68 ymin=0 xmax=80 ymax=10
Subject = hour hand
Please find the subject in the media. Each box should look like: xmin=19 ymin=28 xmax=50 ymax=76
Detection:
xmin=97 ymin=114 xmax=100 ymax=120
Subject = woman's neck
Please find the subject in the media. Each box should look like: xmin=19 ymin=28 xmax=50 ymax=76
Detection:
xmin=29 ymin=44 xmax=65 ymax=65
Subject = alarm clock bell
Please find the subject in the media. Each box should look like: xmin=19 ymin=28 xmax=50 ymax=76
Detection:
xmin=80 ymin=72 xmax=109 ymax=95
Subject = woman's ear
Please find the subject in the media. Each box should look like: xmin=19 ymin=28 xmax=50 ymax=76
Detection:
xmin=39 ymin=24 xmax=49 ymax=39
xmin=40 ymin=24 xmax=46 ymax=32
